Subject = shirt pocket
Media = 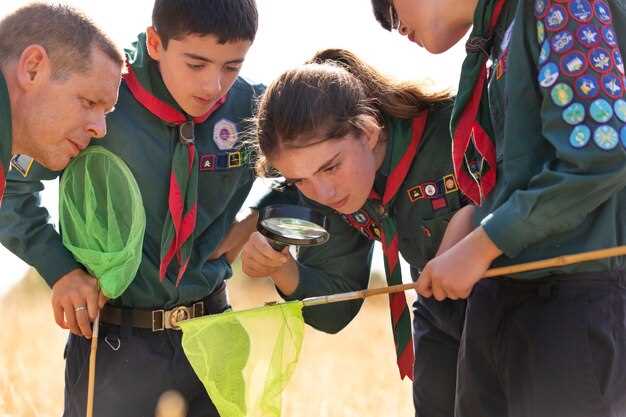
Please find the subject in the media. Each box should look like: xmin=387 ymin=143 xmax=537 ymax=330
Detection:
xmin=397 ymin=211 xmax=456 ymax=270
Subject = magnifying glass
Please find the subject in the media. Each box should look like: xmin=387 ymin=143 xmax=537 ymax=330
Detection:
xmin=257 ymin=204 xmax=330 ymax=251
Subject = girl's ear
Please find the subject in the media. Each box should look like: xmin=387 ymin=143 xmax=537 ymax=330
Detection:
xmin=360 ymin=115 xmax=382 ymax=151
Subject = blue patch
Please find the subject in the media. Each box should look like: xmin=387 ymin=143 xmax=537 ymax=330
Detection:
xmin=576 ymin=24 xmax=600 ymax=48
xmin=534 ymin=0 xmax=549 ymax=18
xmin=614 ymin=99 xmax=626 ymax=123
xmin=602 ymin=27 xmax=617 ymax=47
xmin=621 ymin=126 xmax=626 ymax=149
xmin=601 ymin=74 xmax=624 ymax=99
xmin=612 ymin=49 xmax=624 ymax=75
xmin=537 ymin=21 xmax=546 ymax=44
xmin=551 ymin=83 xmax=574 ymax=107
xmin=589 ymin=98 xmax=614 ymax=123
xmin=538 ymin=62 xmax=560 ymax=88
xmin=570 ymin=125 xmax=591 ymax=148
xmin=560 ymin=51 xmax=588 ymax=77
xmin=575 ymin=75 xmax=599 ymax=99
xmin=562 ymin=102 xmax=586 ymax=125
xmin=545 ymin=4 xmax=568 ymax=32
xmin=551 ymin=31 xmax=574 ymax=53
xmin=594 ymin=0 xmax=612 ymax=25
xmin=589 ymin=47 xmax=613 ymax=74
xmin=539 ymin=40 xmax=551 ymax=64
xmin=593 ymin=125 xmax=619 ymax=150
xmin=568 ymin=0 xmax=593 ymax=23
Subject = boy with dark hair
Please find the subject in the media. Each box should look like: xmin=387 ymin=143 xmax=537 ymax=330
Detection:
xmin=0 ymin=1 xmax=265 ymax=416
xmin=372 ymin=1 xmax=626 ymax=416
xmin=0 ymin=3 xmax=123 ymax=202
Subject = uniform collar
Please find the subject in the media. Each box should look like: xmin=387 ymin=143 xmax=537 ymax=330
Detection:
xmin=0 ymin=70 xmax=13 ymax=175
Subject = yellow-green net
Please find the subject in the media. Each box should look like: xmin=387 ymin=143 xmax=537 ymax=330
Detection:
xmin=59 ymin=146 xmax=146 ymax=299
xmin=179 ymin=301 xmax=305 ymax=417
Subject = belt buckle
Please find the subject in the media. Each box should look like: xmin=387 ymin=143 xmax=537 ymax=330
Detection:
xmin=152 ymin=309 xmax=165 ymax=332
xmin=167 ymin=306 xmax=191 ymax=330
xmin=192 ymin=301 xmax=204 ymax=318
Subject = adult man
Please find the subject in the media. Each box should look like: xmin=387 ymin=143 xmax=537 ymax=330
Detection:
xmin=0 ymin=3 xmax=123 ymax=203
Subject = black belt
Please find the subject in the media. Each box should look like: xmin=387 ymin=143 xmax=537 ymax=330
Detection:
xmin=100 ymin=282 xmax=228 ymax=332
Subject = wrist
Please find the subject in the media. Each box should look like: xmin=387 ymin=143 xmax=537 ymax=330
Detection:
xmin=270 ymin=257 xmax=299 ymax=296
xmin=471 ymin=226 xmax=502 ymax=262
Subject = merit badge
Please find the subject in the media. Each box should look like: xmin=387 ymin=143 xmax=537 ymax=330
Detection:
xmin=621 ymin=126 xmax=626 ymax=149
xmin=602 ymin=27 xmax=617 ymax=47
xmin=431 ymin=198 xmax=447 ymax=211
xmin=601 ymin=74 xmax=624 ymax=99
xmin=538 ymin=62 xmax=560 ymax=88
xmin=562 ymin=102 xmax=586 ymax=125
xmin=560 ymin=51 xmax=587 ymax=77
xmin=612 ymin=49 xmax=624 ymax=74
xmin=539 ymin=40 xmax=551 ymax=65
xmin=589 ymin=98 xmax=614 ymax=123
xmin=544 ymin=4 xmax=568 ymax=32
xmin=424 ymin=183 xmax=438 ymax=198
xmin=614 ymin=99 xmax=626 ymax=123
xmin=10 ymin=154 xmax=33 ymax=177
xmin=569 ymin=124 xmax=591 ymax=148
xmin=551 ymin=31 xmax=574 ymax=53
xmin=589 ymin=48 xmax=613 ymax=74
xmin=537 ymin=21 xmax=546 ymax=44
xmin=534 ymin=0 xmax=549 ymax=18
xmin=593 ymin=125 xmax=619 ymax=150
xmin=551 ymin=83 xmax=574 ymax=107
xmin=568 ymin=0 xmax=593 ymax=23
xmin=594 ymin=0 xmax=612 ymax=25
xmin=575 ymin=75 xmax=599 ymax=99
xmin=407 ymin=185 xmax=424 ymax=202
xmin=199 ymin=154 xmax=216 ymax=171
xmin=353 ymin=211 xmax=368 ymax=224
xmin=576 ymin=24 xmax=600 ymax=48
xmin=443 ymin=174 xmax=458 ymax=193
xmin=213 ymin=119 xmax=238 ymax=150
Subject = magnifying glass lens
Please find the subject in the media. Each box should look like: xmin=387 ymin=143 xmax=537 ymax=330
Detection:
xmin=261 ymin=217 xmax=327 ymax=240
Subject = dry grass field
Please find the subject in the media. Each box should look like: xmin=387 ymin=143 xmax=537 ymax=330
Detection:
xmin=0 ymin=265 xmax=414 ymax=417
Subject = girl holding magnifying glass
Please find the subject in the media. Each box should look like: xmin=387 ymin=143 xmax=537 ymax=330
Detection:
xmin=241 ymin=49 xmax=473 ymax=416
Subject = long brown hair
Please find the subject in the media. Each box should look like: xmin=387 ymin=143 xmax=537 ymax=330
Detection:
xmin=254 ymin=48 xmax=452 ymax=176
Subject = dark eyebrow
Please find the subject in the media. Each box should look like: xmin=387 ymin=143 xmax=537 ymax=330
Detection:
xmin=283 ymin=152 xmax=341 ymax=183
xmin=183 ymin=52 xmax=244 ymax=65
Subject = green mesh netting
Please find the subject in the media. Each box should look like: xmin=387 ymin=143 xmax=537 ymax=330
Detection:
xmin=180 ymin=301 xmax=305 ymax=417
xmin=59 ymin=146 xmax=146 ymax=299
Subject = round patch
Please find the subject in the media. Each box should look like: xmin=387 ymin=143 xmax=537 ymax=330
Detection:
xmin=551 ymin=83 xmax=574 ymax=106
xmin=602 ymin=27 xmax=618 ymax=47
xmin=424 ymin=184 xmax=437 ymax=197
xmin=575 ymin=75 xmax=600 ymax=99
xmin=621 ymin=126 xmax=626 ymax=149
xmin=601 ymin=74 xmax=624 ymax=99
xmin=576 ymin=24 xmax=600 ymax=48
xmin=534 ymin=0 xmax=550 ymax=18
xmin=614 ymin=99 xmax=626 ymax=123
xmin=544 ymin=4 xmax=568 ymax=32
xmin=612 ymin=49 xmax=624 ymax=74
xmin=551 ymin=30 xmax=574 ymax=53
xmin=562 ymin=102 xmax=586 ymax=125
xmin=539 ymin=40 xmax=551 ymax=64
xmin=594 ymin=0 xmax=612 ymax=25
xmin=212 ymin=118 xmax=239 ymax=150
xmin=537 ymin=21 xmax=546 ymax=44
xmin=594 ymin=125 xmax=619 ymax=150
xmin=560 ymin=50 xmax=588 ymax=77
xmin=568 ymin=0 xmax=593 ymax=23
xmin=569 ymin=125 xmax=591 ymax=148
xmin=589 ymin=47 xmax=613 ymax=74
xmin=589 ymin=98 xmax=614 ymax=123
xmin=538 ymin=62 xmax=560 ymax=88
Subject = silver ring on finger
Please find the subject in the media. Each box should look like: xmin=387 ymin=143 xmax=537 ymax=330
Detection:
xmin=74 ymin=305 xmax=87 ymax=312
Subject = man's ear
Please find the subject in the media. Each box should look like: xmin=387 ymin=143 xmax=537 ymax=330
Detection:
xmin=146 ymin=26 xmax=164 ymax=61
xmin=16 ymin=45 xmax=50 ymax=90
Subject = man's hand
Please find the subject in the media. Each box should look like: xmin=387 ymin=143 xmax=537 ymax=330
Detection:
xmin=51 ymin=268 xmax=106 ymax=338
xmin=416 ymin=227 xmax=502 ymax=300
xmin=208 ymin=209 xmax=259 ymax=264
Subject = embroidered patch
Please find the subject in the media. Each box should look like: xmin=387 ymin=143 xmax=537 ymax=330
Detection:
xmin=620 ymin=126 xmax=626 ymax=149
xmin=212 ymin=119 xmax=238 ymax=150
xmin=431 ymin=198 xmax=447 ymax=211
xmin=601 ymin=74 xmax=624 ymax=99
xmin=593 ymin=125 xmax=619 ymax=150
xmin=551 ymin=30 xmax=574 ymax=53
xmin=568 ymin=0 xmax=593 ymax=23
xmin=534 ymin=0 xmax=549 ymax=18
xmin=576 ymin=24 xmax=600 ymax=48
xmin=10 ymin=154 xmax=33 ymax=177
xmin=589 ymin=48 xmax=612 ymax=74
xmin=199 ymin=148 xmax=249 ymax=171
xmin=423 ymin=182 xmax=439 ymax=198
xmin=537 ymin=20 xmax=546 ymax=44
xmin=575 ymin=75 xmax=599 ymax=99
xmin=594 ymin=0 xmax=612 ymax=25
xmin=589 ymin=98 xmax=614 ymax=123
xmin=611 ymin=49 xmax=624 ymax=74
xmin=614 ymin=99 xmax=626 ymax=123
xmin=539 ymin=62 xmax=560 ymax=87
xmin=561 ymin=51 xmax=588 ymax=77
xmin=353 ymin=211 xmax=368 ymax=224
xmin=551 ymin=83 xmax=574 ymax=106
xmin=443 ymin=174 xmax=458 ymax=193
xmin=562 ymin=102 xmax=586 ymax=125
xmin=570 ymin=124 xmax=591 ymax=147
xmin=544 ymin=4 xmax=568 ymax=32
xmin=539 ymin=40 xmax=551 ymax=64
xmin=602 ymin=27 xmax=617 ymax=47
xmin=407 ymin=185 xmax=424 ymax=202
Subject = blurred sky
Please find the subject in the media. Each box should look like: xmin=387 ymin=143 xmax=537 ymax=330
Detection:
xmin=0 ymin=0 xmax=466 ymax=295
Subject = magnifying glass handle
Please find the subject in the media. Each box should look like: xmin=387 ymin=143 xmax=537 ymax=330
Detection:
xmin=268 ymin=239 xmax=288 ymax=252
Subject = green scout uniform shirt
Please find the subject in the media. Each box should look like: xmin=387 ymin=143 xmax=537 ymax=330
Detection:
xmin=0 ymin=71 xmax=12 ymax=203
xmin=0 ymin=33 xmax=264 ymax=309
xmin=280 ymin=102 xmax=465 ymax=333
xmin=475 ymin=0 xmax=626 ymax=277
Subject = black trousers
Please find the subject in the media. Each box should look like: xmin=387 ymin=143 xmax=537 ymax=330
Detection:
xmin=62 ymin=324 xmax=221 ymax=417
xmin=413 ymin=297 xmax=466 ymax=417
xmin=456 ymin=271 xmax=626 ymax=417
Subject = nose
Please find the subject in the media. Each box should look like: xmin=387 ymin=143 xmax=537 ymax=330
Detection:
xmin=202 ymin=69 xmax=223 ymax=99
xmin=87 ymin=112 xmax=107 ymax=139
